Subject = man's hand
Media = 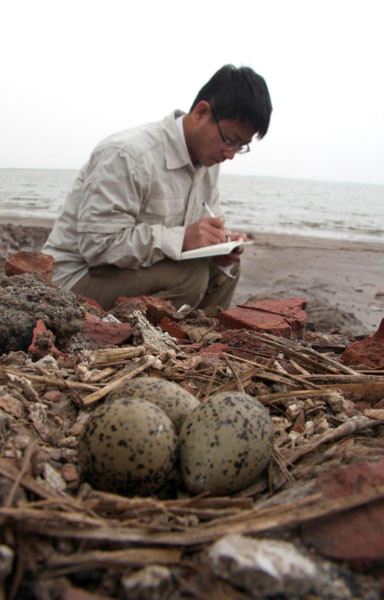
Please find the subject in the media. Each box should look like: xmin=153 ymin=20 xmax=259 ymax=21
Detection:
xmin=183 ymin=217 xmax=227 ymax=251
xmin=215 ymin=232 xmax=247 ymax=266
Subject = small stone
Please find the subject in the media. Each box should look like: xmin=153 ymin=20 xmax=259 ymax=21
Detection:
xmin=121 ymin=565 xmax=173 ymax=600
xmin=209 ymin=534 xmax=318 ymax=597
xmin=0 ymin=545 xmax=14 ymax=577
xmin=42 ymin=463 xmax=66 ymax=492
xmin=35 ymin=355 xmax=59 ymax=371
xmin=43 ymin=390 xmax=63 ymax=402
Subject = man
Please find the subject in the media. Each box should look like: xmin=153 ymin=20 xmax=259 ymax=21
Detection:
xmin=44 ymin=65 xmax=272 ymax=310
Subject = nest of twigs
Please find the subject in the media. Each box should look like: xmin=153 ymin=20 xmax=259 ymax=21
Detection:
xmin=0 ymin=321 xmax=383 ymax=599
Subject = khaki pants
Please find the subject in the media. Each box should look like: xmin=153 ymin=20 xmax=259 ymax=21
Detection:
xmin=71 ymin=258 xmax=240 ymax=311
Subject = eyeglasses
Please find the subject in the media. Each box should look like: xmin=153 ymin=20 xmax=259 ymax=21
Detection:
xmin=208 ymin=102 xmax=250 ymax=154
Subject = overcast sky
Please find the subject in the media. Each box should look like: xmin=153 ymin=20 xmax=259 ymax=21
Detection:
xmin=2 ymin=0 xmax=383 ymax=185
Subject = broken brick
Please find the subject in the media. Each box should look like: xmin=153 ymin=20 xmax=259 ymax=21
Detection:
xmin=75 ymin=294 xmax=105 ymax=314
xmin=81 ymin=314 xmax=132 ymax=347
xmin=219 ymin=298 xmax=307 ymax=339
xmin=159 ymin=317 xmax=188 ymax=340
xmin=115 ymin=295 xmax=176 ymax=325
xmin=302 ymin=460 xmax=384 ymax=570
xmin=5 ymin=251 xmax=54 ymax=282
xmin=341 ymin=318 xmax=384 ymax=368
xmin=199 ymin=342 xmax=229 ymax=359
xmin=28 ymin=319 xmax=64 ymax=361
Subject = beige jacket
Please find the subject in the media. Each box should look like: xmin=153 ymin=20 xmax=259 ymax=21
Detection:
xmin=44 ymin=111 xmax=221 ymax=290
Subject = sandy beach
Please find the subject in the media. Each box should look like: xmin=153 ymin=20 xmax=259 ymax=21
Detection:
xmin=1 ymin=215 xmax=383 ymax=335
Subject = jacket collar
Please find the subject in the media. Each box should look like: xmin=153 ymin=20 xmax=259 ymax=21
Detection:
xmin=161 ymin=110 xmax=195 ymax=171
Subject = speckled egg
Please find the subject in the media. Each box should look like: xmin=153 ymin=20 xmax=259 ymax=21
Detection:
xmin=107 ymin=377 xmax=199 ymax=433
xmin=179 ymin=392 xmax=274 ymax=495
xmin=78 ymin=397 xmax=178 ymax=495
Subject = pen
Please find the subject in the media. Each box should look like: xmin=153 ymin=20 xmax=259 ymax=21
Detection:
xmin=202 ymin=202 xmax=230 ymax=241
xmin=202 ymin=201 xmax=215 ymax=218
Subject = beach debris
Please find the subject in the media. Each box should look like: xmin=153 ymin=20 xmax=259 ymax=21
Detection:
xmin=0 ymin=273 xmax=85 ymax=354
xmin=247 ymin=291 xmax=371 ymax=337
xmin=77 ymin=397 xmax=178 ymax=495
xmin=218 ymin=297 xmax=307 ymax=338
xmin=341 ymin=317 xmax=384 ymax=368
xmin=179 ymin=391 xmax=274 ymax=495
xmin=208 ymin=534 xmax=319 ymax=597
xmin=4 ymin=250 xmax=54 ymax=282
xmin=77 ymin=312 xmax=132 ymax=348
xmin=107 ymin=376 xmax=199 ymax=433
xmin=302 ymin=459 xmax=384 ymax=571
xmin=113 ymin=295 xmax=177 ymax=325
xmin=128 ymin=309 xmax=179 ymax=352
xmin=27 ymin=318 xmax=64 ymax=361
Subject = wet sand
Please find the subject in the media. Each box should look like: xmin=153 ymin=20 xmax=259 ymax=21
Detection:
xmin=1 ymin=216 xmax=383 ymax=335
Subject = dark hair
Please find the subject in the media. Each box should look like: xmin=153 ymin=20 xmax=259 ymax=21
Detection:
xmin=190 ymin=64 xmax=272 ymax=139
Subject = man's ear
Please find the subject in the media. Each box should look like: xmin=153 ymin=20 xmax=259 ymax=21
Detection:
xmin=190 ymin=100 xmax=211 ymax=124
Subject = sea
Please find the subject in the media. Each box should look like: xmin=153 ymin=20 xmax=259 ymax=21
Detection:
xmin=0 ymin=168 xmax=383 ymax=243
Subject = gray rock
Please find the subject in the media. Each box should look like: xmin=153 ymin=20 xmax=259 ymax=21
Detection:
xmin=208 ymin=534 xmax=319 ymax=597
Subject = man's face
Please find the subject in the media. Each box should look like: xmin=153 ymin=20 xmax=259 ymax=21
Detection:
xmin=185 ymin=102 xmax=255 ymax=167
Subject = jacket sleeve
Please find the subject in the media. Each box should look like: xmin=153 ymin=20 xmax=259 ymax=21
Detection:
xmin=76 ymin=147 xmax=185 ymax=270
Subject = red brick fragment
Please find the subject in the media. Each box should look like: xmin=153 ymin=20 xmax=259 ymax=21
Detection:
xmin=5 ymin=251 xmax=55 ymax=282
xmin=81 ymin=315 xmax=132 ymax=347
xmin=159 ymin=317 xmax=188 ymax=339
xmin=28 ymin=319 xmax=64 ymax=361
xmin=199 ymin=342 xmax=229 ymax=359
xmin=115 ymin=295 xmax=176 ymax=324
xmin=219 ymin=298 xmax=307 ymax=339
xmin=83 ymin=312 xmax=99 ymax=322
xmin=302 ymin=460 xmax=384 ymax=570
xmin=341 ymin=318 xmax=384 ymax=368
xmin=75 ymin=294 xmax=105 ymax=314
xmin=61 ymin=463 xmax=79 ymax=483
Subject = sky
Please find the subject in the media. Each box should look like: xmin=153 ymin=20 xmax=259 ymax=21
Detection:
xmin=1 ymin=0 xmax=384 ymax=185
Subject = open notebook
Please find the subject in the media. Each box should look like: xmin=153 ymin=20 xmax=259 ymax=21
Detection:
xmin=181 ymin=239 xmax=253 ymax=260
